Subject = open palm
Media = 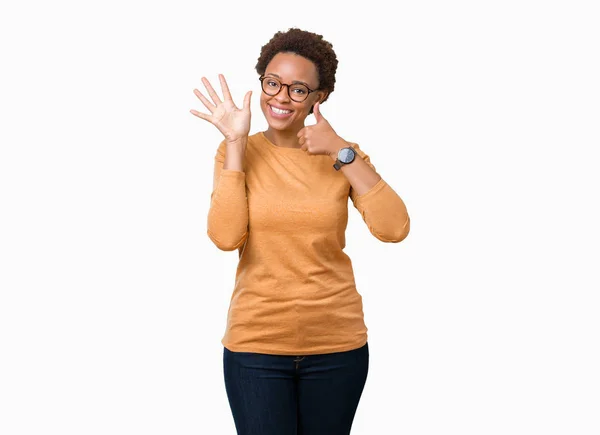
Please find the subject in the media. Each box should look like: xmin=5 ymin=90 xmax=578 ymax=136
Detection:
xmin=190 ymin=74 xmax=252 ymax=143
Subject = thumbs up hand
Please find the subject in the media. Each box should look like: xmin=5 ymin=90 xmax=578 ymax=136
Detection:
xmin=297 ymin=102 xmax=346 ymax=159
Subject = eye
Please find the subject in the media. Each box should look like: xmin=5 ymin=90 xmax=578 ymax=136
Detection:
xmin=291 ymin=86 xmax=307 ymax=94
xmin=266 ymin=80 xmax=279 ymax=87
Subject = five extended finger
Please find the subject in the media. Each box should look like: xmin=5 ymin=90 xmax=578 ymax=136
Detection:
xmin=202 ymin=77 xmax=222 ymax=105
xmin=219 ymin=74 xmax=233 ymax=102
xmin=193 ymin=88 xmax=216 ymax=113
xmin=243 ymin=90 xmax=252 ymax=111
xmin=189 ymin=109 xmax=212 ymax=122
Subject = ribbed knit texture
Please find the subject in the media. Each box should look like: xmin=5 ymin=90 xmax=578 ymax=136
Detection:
xmin=208 ymin=132 xmax=410 ymax=355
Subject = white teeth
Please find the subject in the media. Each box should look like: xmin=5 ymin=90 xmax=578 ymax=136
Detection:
xmin=270 ymin=105 xmax=291 ymax=114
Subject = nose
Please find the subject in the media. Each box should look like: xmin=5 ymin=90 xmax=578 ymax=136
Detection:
xmin=274 ymin=84 xmax=291 ymax=103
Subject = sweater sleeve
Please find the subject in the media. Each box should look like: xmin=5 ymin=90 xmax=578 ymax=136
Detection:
xmin=349 ymin=143 xmax=411 ymax=243
xmin=206 ymin=140 xmax=249 ymax=251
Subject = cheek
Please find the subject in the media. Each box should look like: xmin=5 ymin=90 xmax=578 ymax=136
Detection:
xmin=295 ymin=101 xmax=313 ymax=116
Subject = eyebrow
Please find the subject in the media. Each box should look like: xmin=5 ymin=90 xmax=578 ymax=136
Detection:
xmin=264 ymin=73 xmax=311 ymax=88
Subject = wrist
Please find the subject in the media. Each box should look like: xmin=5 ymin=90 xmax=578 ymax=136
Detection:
xmin=223 ymin=151 xmax=245 ymax=171
xmin=225 ymin=136 xmax=248 ymax=149
xmin=224 ymin=138 xmax=247 ymax=171
xmin=329 ymin=137 xmax=348 ymax=160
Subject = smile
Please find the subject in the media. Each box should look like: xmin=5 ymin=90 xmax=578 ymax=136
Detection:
xmin=268 ymin=104 xmax=293 ymax=117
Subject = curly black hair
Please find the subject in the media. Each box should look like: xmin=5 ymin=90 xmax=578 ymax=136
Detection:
xmin=255 ymin=28 xmax=338 ymax=111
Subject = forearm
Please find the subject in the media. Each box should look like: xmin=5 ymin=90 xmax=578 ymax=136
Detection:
xmin=207 ymin=138 xmax=249 ymax=251
xmin=223 ymin=137 xmax=247 ymax=172
xmin=352 ymin=181 xmax=410 ymax=243
xmin=207 ymin=172 xmax=248 ymax=250
xmin=329 ymin=147 xmax=381 ymax=195
xmin=329 ymin=139 xmax=381 ymax=195
xmin=331 ymin=140 xmax=410 ymax=243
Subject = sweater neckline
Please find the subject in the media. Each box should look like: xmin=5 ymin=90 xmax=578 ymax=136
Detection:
xmin=259 ymin=131 xmax=305 ymax=152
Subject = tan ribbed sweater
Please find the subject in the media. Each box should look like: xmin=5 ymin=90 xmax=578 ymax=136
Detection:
xmin=208 ymin=132 xmax=410 ymax=355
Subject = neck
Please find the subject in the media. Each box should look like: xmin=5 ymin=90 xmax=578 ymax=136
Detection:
xmin=264 ymin=127 xmax=303 ymax=149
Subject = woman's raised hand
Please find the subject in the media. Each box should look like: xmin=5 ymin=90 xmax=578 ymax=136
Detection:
xmin=190 ymin=74 xmax=252 ymax=143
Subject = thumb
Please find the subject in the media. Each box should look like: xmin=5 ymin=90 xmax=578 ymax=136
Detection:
xmin=243 ymin=90 xmax=252 ymax=111
xmin=313 ymin=102 xmax=325 ymax=123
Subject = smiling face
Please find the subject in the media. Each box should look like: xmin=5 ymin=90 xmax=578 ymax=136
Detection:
xmin=260 ymin=52 xmax=326 ymax=133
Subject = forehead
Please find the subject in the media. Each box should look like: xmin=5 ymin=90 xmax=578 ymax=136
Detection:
xmin=264 ymin=52 xmax=319 ymax=85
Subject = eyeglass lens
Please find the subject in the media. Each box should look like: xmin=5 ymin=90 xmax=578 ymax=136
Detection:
xmin=261 ymin=77 xmax=309 ymax=102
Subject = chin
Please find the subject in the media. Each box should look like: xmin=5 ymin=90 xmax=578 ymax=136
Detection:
xmin=266 ymin=119 xmax=294 ymax=131
xmin=262 ymin=104 xmax=298 ymax=131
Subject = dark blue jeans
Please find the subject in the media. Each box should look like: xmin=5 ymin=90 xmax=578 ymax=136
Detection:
xmin=223 ymin=342 xmax=369 ymax=435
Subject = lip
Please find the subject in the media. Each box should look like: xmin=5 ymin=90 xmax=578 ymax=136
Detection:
xmin=268 ymin=104 xmax=294 ymax=119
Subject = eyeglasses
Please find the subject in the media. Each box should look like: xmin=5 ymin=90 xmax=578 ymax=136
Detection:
xmin=259 ymin=75 xmax=318 ymax=102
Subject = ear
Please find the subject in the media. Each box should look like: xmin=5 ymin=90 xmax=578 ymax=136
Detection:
xmin=310 ymin=91 xmax=327 ymax=114
xmin=318 ymin=90 xmax=329 ymax=103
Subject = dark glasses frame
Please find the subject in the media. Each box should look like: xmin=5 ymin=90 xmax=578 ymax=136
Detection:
xmin=259 ymin=75 xmax=318 ymax=102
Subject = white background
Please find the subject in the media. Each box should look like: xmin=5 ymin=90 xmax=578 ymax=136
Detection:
xmin=1 ymin=0 xmax=599 ymax=434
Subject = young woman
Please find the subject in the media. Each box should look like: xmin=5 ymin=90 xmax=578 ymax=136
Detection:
xmin=191 ymin=28 xmax=410 ymax=435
